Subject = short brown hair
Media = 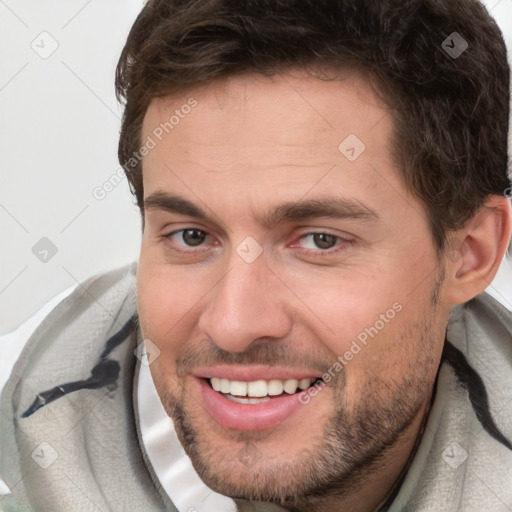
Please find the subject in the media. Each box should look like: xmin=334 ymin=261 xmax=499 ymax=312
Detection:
xmin=115 ymin=0 xmax=510 ymax=250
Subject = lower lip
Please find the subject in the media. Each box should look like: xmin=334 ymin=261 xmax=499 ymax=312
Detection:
xmin=194 ymin=377 xmax=313 ymax=431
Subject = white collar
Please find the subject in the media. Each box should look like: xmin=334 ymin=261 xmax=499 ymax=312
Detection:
xmin=137 ymin=355 xmax=237 ymax=512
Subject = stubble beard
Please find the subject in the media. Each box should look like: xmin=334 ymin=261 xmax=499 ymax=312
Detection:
xmin=151 ymin=271 xmax=445 ymax=510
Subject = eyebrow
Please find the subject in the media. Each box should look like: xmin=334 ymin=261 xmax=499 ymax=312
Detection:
xmin=144 ymin=191 xmax=380 ymax=226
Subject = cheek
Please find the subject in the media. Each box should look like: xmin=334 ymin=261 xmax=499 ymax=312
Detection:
xmin=281 ymin=268 xmax=405 ymax=356
xmin=136 ymin=260 xmax=203 ymax=354
xmin=300 ymin=274 xmax=440 ymax=389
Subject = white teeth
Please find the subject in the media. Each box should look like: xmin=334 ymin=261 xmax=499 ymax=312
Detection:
xmin=299 ymin=378 xmax=311 ymax=390
xmin=226 ymin=395 xmax=270 ymax=404
xmin=220 ymin=378 xmax=231 ymax=394
xmin=283 ymin=379 xmax=299 ymax=394
xmin=226 ymin=395 xmax=271 ymax=404
xmin=247 ymin=380 xmax=268 ymax=397
xmin=208 ymin=377 xmax=313 ymax=397
xmin=229 ymin=381 xmax=248 ymax=396
xmin=267 ymin=379 xmax=284 ymax=396
xmin=211 ymin=377 xmax=222 ymax=391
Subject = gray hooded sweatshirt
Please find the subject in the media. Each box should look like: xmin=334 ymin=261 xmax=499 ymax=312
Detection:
xmin=1 ymin=264 xmax=511 ymax=511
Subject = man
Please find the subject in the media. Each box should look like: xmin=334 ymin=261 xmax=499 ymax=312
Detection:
xmin=1 ymin=0 xmax=512 ymax=510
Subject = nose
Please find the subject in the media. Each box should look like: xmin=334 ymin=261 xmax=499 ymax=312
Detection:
xmin=197 ymin=257 xmax=292 ymax=353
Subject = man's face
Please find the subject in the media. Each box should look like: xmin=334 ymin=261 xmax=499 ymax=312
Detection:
xmin=137 ymin=70 xmax=449 ymax=505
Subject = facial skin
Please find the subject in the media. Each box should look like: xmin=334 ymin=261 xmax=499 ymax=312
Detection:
xmin=136 ymin=69 xmax=462 ymax=511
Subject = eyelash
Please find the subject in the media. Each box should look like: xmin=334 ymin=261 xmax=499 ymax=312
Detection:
xmin=160 ymin=228 xmax=215 ymax=254
xmin=160 ymin=228 xmax=354 ymax=256
xmin=292 ymin=233 xmax=352 ymax=256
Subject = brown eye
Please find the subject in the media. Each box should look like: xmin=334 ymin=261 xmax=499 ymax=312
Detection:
xmin=311 ymin=233 xmax=339 ymax=249
xmin=182 ymin=229 xmax=207 ymax=246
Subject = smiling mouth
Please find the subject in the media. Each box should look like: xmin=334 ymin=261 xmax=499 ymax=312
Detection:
xmin=205 ymin=376 xmax=323 ymax=404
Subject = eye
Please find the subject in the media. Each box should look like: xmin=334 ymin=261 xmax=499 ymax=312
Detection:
xmin=299 ymin=233 xmax=342 ymax=250
xmin=165 ymin=228 xmax=211 ymax=247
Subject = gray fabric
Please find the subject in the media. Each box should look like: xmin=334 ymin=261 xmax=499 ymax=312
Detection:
xmin=389 ymin=294 xmax=512 ymax=511
xmin=1 ymin=264 xmax=511 ymax=511
xmin=234 ymin=500 xmax=289 ymax=512
xmin=0 ymin=264 xmax=176 ymax=512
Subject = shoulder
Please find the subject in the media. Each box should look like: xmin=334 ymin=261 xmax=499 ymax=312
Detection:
xmin=0 ymin=263 xmax=172 ymax=510
xmin=449 ymin=292 xmax=512 ymax=355
xmin=1 ymin=262 xmax=140 ymax=423
xmin=391 ymin=292 xmax=512 ymax=511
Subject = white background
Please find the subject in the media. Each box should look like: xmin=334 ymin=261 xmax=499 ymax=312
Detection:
xmin=1 ymin=0 xmax=512 ymax=335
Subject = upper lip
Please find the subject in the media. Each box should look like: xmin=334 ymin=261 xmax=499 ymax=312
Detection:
xmin=192 ymin=365 xmax=322 ymax=382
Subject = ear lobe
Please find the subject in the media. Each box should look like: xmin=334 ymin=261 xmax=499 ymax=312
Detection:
xmin=443 ymin=196 xmax=512 ymax=305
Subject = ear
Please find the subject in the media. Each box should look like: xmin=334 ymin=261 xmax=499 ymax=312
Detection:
xmin=442 ymin=195 xmax=512 ymax=305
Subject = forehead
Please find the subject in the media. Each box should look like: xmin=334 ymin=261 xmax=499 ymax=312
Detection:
xmin=142 ymin=69 xmax=393 ymax=164
xmin=139 ymin=69 xmax=411 ymax=220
